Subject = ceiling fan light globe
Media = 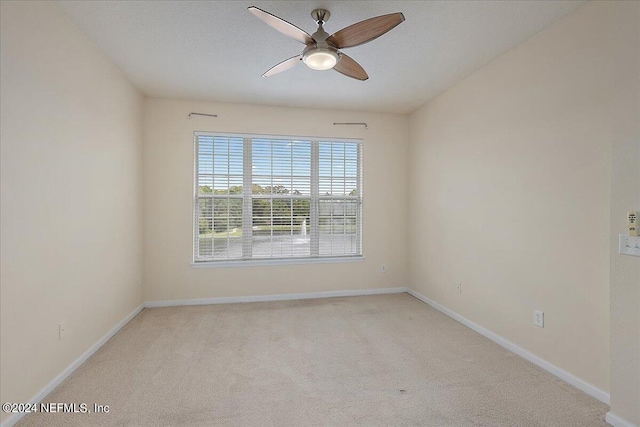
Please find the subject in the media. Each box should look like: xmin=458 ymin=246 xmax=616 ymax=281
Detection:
xmin=303 ymin=48 xmax=339 ymax=71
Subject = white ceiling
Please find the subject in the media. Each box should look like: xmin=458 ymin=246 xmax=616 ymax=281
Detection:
xmin=57 ymin=1 xmax=585 ymax=114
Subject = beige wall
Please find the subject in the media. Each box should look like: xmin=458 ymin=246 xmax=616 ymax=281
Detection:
xmin=408 ymin=1 xmax=623 ymax=395
xmin=609 ymin=1 xmax=640 ymax=424
xmin=0 ymin=1 xmax=144 ymax=422
xmin=143 ymin=98 xmax=409 ymax=302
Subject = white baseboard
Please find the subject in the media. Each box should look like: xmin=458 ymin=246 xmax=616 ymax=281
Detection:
xmin=144 ymin=287 xmax=409 ymax=308
xmin=0 ymin=304 xmax=144 ymax=427
xmin=406 ymin=289 xmax=610 ymax=405
xmin=606 ymin=412 xmax=639 ymax=427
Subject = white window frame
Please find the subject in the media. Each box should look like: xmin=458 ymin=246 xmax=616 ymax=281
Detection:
xmin=192 ymin=132 xmax=363 ymax=266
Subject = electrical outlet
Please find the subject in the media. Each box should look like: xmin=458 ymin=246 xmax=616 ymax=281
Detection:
xmin=381 ymin=264 xmax=386 ymax=273
xmin=59 ymin=322 xmax=67 ymax=340
xmin=534 ymin=310 xmax=544 ymax=328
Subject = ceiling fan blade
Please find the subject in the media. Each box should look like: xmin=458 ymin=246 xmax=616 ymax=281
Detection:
xmin=262 ymin=55 xmax=303 ymax=77
xmin=333 ymin=53 xmax=368 ymax=81
xmin=326 ymin=13 xmax=405 ymax=49
xmin=248 ymin=6 xmax=314 ymax=45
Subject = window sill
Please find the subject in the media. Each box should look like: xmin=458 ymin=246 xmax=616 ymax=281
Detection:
xmin=191 ymin=256 xmax=365 ymax=268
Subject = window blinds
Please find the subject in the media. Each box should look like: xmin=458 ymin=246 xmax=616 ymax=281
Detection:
xmin=194 ymin=133 xmax=362 ymax=262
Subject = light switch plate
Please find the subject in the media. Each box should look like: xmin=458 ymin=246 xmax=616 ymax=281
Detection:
xmin=619 ymin=234 xmax=640 ymax=257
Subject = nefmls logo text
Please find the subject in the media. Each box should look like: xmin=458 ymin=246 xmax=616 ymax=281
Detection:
xmin=39 ymin=403 xmax=111 ymax=413
xmin=40 ymin=403 xmax=89 ymax=413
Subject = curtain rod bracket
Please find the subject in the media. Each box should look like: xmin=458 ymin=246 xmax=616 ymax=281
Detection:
xmin=188 ymin=112 xmax=218 ymax=119
xmin=333 ymin=122 xmax=367 ymax=129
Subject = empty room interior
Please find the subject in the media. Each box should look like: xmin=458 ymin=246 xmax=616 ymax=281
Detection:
xmin=1 ymin=1 xmax=639 ymax=426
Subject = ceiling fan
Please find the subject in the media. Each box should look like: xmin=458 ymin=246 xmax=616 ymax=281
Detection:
xmin=248 ymin=6 xmax=405 ymax=81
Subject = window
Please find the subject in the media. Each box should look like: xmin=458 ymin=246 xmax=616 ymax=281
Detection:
xmin=194 ymin=133 xmax=362 ymax=263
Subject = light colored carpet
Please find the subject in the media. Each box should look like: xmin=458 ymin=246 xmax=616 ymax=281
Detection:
xmin=17 ymin=293 xmax=608 ymax=426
